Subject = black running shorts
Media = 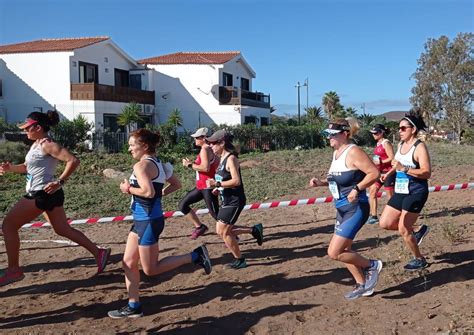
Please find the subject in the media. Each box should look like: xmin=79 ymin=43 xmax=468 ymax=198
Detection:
xmin=24 ymin=189 xmax=65 ymax=211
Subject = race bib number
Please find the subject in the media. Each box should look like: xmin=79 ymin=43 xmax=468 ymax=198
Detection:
xmin=328 ymin=181 xmax=340 ymax=199
xmin=395 ymin=171 xmax=409 ymax=194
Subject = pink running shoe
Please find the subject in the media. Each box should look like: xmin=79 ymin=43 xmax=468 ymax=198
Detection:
xmin=190 ymin=224 xmax=209 ymax=240
xmin=97 ymin=247 xmax=111 ymax=274
xmin=0 ymin=268 xmax=25 ymax=287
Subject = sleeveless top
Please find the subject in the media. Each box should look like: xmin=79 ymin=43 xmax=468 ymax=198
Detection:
xmin=129 ymin=157 xmax=173 ymax=220
xmin=327 ymin=144 xmax=368 ymax=208
xmin=25 ymin=138 xmax=58 ymax=192
xmin=195 ymin=149 xmax=220 ymax=190
xmin=215 ymin=153 xmax=246 ymax=206
xmin=394 ymin=140 xmax=428 ymax=194
xmin=373 ymin=139 xmax=392 ymax=173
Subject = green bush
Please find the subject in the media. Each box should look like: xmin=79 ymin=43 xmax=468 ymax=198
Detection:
xmin=211 ymin=124 xmax=326 ymax=153
xmin=0 ymin=117 xmax=18 ymax=135
xmin=51 ymin=115 xmax=93 ymax=152
xmin=461 ymin=128 xmax=474 ymax=145
xmin=0 ymin=141 xmax=29 ymax=163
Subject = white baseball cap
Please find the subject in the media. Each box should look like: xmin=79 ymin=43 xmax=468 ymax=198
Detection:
xmin=190 ymin=127 xmax=209 ymax=138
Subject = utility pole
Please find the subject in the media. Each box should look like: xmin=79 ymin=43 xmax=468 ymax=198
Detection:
xmin=296 ymin=79 xmax=309 ymax=125
xmin=304 ymin=78 xmax=309 ymax=109
xmin=296 ymin=81 xmax=301 ymax=125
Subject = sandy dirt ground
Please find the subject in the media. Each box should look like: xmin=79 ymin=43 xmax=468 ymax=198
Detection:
xmin=0 ymin=167 xmax=473 ymax=334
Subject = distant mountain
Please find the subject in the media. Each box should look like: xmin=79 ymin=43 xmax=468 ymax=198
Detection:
xmin=381 ymin=111 xmax=408 ymax=121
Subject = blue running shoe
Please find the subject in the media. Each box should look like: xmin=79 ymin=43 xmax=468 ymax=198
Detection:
xmin=344 ymin=284 xmax=368 ymax=300
xmin=363 ymin=259 xmax=383 ymax=296
xmin=404 ymin=257 xmax=428 ymax=271
xmin=366 ymin=216 xmax=379 ymax=225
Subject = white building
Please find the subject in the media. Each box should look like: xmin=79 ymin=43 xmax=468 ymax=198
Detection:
xmin=0 ymin=37 xmax=155 ymax=131
xmin=138 ymin=51 xmax=271 ymax=130
xmin=0 ymin=38 xmax=271 ymax=132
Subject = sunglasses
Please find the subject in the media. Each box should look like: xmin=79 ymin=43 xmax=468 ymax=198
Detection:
xmin=24 ymin=124 xmax=38 ymax=132
xmin=206 ymin=140 xmax=221 ymax=145
xmin=398 ymin=126 xmax=413 ymax=132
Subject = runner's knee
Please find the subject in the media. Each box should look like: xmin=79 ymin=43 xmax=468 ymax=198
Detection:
xmin=178 ymin=198 xmax=191 ymax=214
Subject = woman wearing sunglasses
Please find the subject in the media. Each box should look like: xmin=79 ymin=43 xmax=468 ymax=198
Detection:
xmin=205 ymin=129 xmax=263 ymax=269
xmin=180 ymin=127 xmax=220 ymax=239
xmin=379 ymin=110 xmax=431 ymax=271
xmin=0 ymin=111 xmax=110 ymax=287
xmin=309 ymin=118 xmax=382 ymax=300
xmin=366 ymin=124 xmax=395 ymax=225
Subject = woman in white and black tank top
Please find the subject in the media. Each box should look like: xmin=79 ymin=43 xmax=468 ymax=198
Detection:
xmin=310 ymin=118 xmax=382 ymax=300
xmin=379 ymin=110 xmax=431 ymax=271
xmin=205 ymin=130 xmax=263 ymax=270
xmin=0 ymin=111 xmax=110 ymax=287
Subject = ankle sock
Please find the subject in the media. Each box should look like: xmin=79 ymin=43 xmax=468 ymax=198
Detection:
xmin=128 ymin=301 xmax=141 ymax=309
xmin=191 ymin=251 xmax=199 ymax=263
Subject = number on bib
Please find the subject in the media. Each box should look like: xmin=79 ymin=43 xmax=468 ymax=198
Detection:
xmin=395 ymin=171 xmax=409 ymax=194
xmin=328 ymin=181 xmax=340 ymax=199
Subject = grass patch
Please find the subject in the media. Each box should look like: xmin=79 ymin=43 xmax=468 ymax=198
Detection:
xmin=0 ymin=142 xmax=472 ymax=220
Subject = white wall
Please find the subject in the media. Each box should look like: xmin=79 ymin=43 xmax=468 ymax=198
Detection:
xmin=148 ymin=57 xmax=270 ymax=130
xmin=220 ymin=58 xmax=254 ymax=90
xmin=0 ymin=52 xmax=71 ymax=122
xmin=70 ymin=41 xmax=137 ymax=85
xmin=0 ymin=40 xmax=150 ymax=128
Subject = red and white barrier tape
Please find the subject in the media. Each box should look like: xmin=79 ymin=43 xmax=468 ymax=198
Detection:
xmin=19 ymin=182 xmax=474 ymax=229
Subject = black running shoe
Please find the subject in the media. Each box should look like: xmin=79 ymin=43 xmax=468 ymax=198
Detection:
xmin=252 ymin=223 xmax=264 ymax=246
xmin=227 ymin=258 xmax=247 ymax=269
xmin=108 ymin=305 xmax=143 ymax=319
xmin=193 ymin=245 xmax=212 ymax=274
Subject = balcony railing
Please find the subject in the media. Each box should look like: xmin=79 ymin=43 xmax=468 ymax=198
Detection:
xmin=71 ymin=83 xmax=155 ymax=105
xmin=219 ymin=86 xmax=270 ymax=108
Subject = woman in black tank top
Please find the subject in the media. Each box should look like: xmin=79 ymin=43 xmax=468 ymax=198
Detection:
xmin=205 ymin=130 xmax=263 ymax=269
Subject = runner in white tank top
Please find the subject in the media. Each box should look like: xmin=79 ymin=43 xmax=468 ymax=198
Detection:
xmin=0 ymin=111 xmax=110 ymax=287
xmin=379 ymin=111 xmax=431 ymax=271
xmin=310 ymin=119 xmax=382 ymax=300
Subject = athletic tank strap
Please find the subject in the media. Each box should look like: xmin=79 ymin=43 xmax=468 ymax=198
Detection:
xmin=145 ymin=157 xmax=161 ymax=181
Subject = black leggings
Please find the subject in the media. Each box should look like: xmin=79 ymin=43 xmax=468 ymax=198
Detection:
xmin=178 ymin=188 xmax=219 ymax=220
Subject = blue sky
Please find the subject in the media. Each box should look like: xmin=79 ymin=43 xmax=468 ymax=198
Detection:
xmin=0 ymin=0 xmax=472 ymax=116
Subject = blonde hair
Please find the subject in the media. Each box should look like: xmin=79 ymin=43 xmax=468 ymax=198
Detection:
xmin=331 ymin=117 xmax=360 ymax=139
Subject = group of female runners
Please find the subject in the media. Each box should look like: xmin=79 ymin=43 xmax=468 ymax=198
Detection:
xmin=0 ymin=109 xmax=431 ymax=316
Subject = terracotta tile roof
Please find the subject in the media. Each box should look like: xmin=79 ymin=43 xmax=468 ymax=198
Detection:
xmin=0 ymin=37 xmax=110 ymax=54
xmin=138 ymin=51 xmax=241 ymax=65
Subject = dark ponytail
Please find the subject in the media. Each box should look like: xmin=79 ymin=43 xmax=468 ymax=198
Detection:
xmin=223 ymin=133 xmax=239 ymax=157
xmin=402 ymin=108 xmax=427 ymax=134
xmin=26 ymin=110 xmax=60 ymax=132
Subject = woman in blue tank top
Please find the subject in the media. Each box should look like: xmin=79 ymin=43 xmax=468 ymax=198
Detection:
xmin=309 ymin=118 xmax=382 ymax=300
xmin=0 ymin=111 xmax=110 ymax=287
xmin=108 ymin=129 xmax=212 ymax=319
xmin=379 ymin=110 xmax=431 ymax=271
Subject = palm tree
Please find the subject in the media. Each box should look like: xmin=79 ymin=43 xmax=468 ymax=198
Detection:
xmin=345 ymin=107 xmax=358 ymax=118
xmin=358 ymin=113 xmax=377 ymax=127
xmin=305 ymin=106 xmax=325 ymax=124
xmin=322 ymin=91 xmax=342 ymax=120
xmin=167 ymin=108 xmax=183 ymax=128
xmin=117 ymin=102 xmax=143 ymax=133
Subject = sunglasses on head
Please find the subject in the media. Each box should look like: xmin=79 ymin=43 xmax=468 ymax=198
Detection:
xmin=398 ymin=126 xmax=413 ymax=132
